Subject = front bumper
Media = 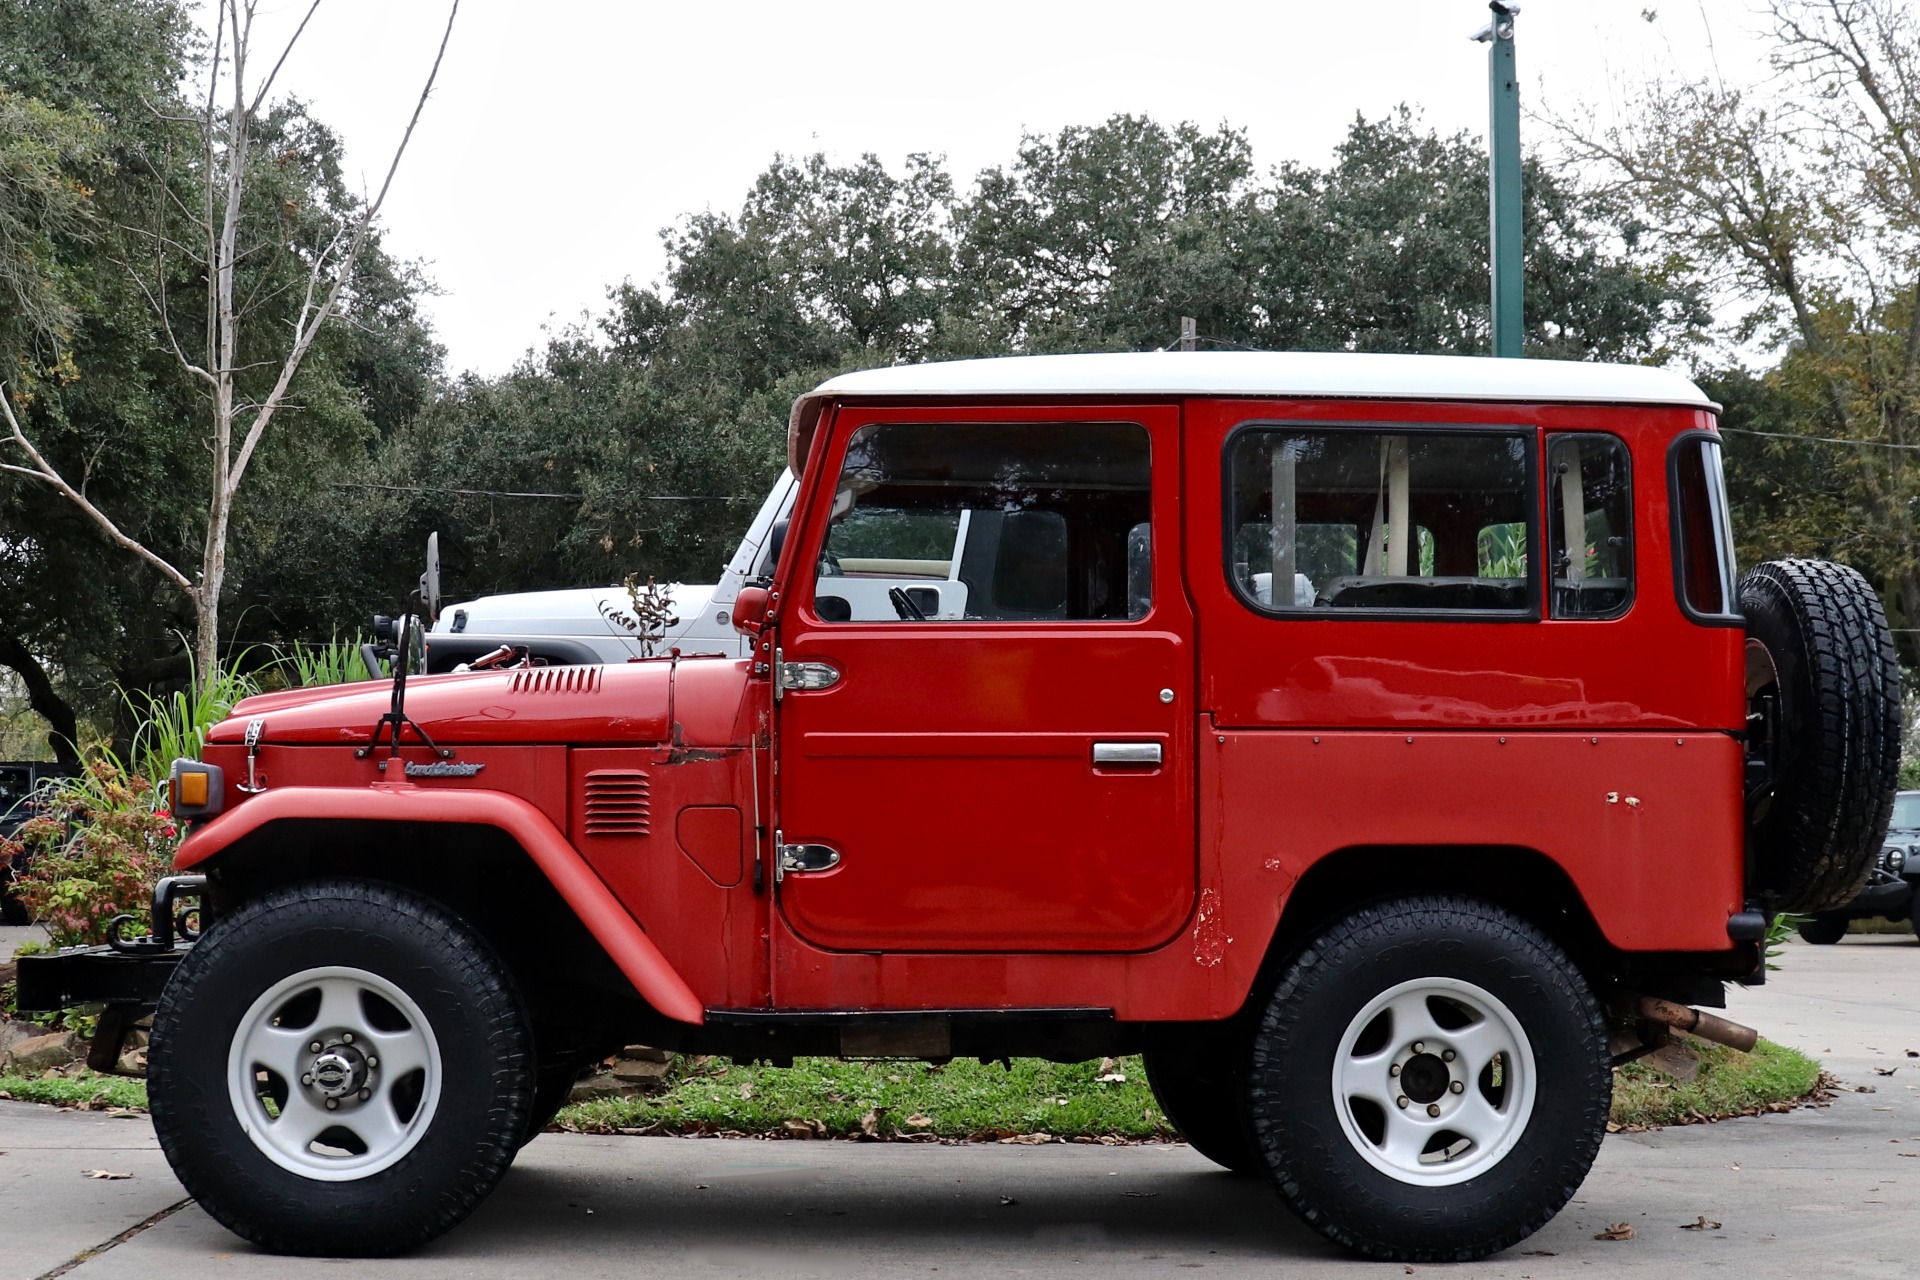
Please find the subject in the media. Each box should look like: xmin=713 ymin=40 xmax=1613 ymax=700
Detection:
xmin=15 ymin=941 xmax=188 ymax=1012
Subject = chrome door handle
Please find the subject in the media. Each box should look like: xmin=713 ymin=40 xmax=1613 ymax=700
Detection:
xmin=1092 ymin=742 xmax=1162 ymax=765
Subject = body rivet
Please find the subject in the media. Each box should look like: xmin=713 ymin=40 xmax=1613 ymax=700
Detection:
xmin=1159 ymin=688 xmax=1174 ymax=704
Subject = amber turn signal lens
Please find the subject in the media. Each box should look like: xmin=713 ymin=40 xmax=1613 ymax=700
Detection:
xmin=176 ymin=769 xmax=209 ymax=808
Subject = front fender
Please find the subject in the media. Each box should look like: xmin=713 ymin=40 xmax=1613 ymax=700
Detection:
xmin=175 ymin=784 xmax=705 ymax=1024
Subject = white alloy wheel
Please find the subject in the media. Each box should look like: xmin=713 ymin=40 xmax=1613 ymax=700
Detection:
xmin=1330 ymin=976 xmax=1536 ymax=1186
xmin=226 ymin=966 xmax=442 ymax=1182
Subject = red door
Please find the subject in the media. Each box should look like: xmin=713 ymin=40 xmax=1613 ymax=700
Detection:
xmin=772 ymin=403 xmax=1194 ymax=954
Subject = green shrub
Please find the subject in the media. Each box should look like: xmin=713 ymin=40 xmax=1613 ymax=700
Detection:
xmin=2 ymin=758 xmax=179 ymax=947
xmin=277 ymin=634 xmax=372 ymax=688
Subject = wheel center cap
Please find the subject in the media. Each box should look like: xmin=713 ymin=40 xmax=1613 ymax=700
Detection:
xmin=1400 ymin=1052 xmax=1449 ymax=1104
xmin=310 ymin=1047 xmax=366 ymax=1099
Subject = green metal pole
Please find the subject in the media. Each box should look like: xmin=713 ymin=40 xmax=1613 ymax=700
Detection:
xmin=1482 ymin=1 xmax=1523 ymax=357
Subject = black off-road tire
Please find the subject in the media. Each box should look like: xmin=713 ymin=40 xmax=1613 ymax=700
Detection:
xmin=148 ymin=880 xmax=532 ymax=1256
xmin=1795 ymin=914 xmax=1849 ymax=945
xmin=1245 ymin=896 xmax=1611 ymax=1263
xmin=1742 ymin=559 xmax=1902 ymax=914
xmin=519 ymin=1055 xmax=592 ymax=1148
xmin=1143 ymin=1046 xmax=1260 ymax=1175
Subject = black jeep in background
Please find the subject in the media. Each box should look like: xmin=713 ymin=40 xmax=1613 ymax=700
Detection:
xmin=1798 ymin=789 xmax=1920 ymax=944
xmin=0 ymin=762 xmax=76 ymax=926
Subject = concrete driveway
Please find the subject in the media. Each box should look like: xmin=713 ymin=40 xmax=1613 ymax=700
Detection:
xmin=2 ymin=935 xmax=1915 ymax=1279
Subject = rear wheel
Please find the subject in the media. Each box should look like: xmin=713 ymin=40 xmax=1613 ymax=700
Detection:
xmin=1245 ymin=896 xmax=1610 ymax=1263
xmin=1143 ymin=1045 xmax=1258 ymax=1175
xmin=1796 ymin=914 xmax=1849 ymax=945
xmin=148 ymin=880 xmax=531 ymax=1256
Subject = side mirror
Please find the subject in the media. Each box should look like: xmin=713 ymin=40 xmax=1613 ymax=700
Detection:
xmin=733 ymin=585 xmax=772 ymax=639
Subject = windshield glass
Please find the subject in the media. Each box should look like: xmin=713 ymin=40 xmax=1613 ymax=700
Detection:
xmin=1892 ymin=792 xmax=1920 ymax=830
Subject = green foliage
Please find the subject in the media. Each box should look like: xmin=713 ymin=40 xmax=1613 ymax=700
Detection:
xmin=1611 ymin=1038 xmax=1822 ymax=1128
xmin=0 ymin=1069 xmax=146 ymax=1110
xmin=1 ymin=757 xmax=177 ymax=947
xmin=121 ymin=647 xmax=257 ymax=787
xmin=559 ymin=1055 xmax=1172 ymax=1140
xmin=276 ymin=634 xmax=371 ymax=688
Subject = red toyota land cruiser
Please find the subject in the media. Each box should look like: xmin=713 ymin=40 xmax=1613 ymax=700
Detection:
xmin=20 ymin=352 xmax=1900 ymax=1263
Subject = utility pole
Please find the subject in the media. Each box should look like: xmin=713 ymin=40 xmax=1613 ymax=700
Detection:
xmin=1179 ymin=316 xmax=1197 ymax=352
xmin=1472 ymin=1 xmax=1523 ymax=357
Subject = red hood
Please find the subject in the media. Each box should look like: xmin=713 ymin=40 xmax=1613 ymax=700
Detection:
xmin=207 ymin=659 xmax=751 ymax=748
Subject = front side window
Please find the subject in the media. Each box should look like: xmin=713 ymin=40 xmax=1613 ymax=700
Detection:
xmin=1547 ymin=434 xmax=1633 ymax=619
xmin=812 ymin=420 xmax=1151 ymax=622
xmin=1670 ymin=434 xmax=1739 ymax=619
xmin=1226 ymin=427 xmax=1534 ymax=614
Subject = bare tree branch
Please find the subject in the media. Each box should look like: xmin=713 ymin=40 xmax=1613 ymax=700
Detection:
xmin=0 ymin=385 xmax=194 ymax=594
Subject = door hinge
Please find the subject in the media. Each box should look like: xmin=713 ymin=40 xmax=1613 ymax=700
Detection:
xmin=779 ymin=660 xmax=841 ymax=693
xmin=778 ymin=841 xmax=841 ymax=879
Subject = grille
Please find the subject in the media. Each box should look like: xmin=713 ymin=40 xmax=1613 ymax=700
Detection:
xmin=583 ymin=769 xmax=650 ymax=837
xmin=509 ymin=666 xmax=601 ymax=695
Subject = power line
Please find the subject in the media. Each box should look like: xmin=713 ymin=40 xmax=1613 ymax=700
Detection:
xmin=1721 ymin=426 xmax=1920 ymax=453
xmin=330 ymin=482 xmax=752 ymax=502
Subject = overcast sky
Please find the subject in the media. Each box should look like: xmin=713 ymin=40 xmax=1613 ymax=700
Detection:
xmin=234 ymin=1 xmax=1779 ymax=377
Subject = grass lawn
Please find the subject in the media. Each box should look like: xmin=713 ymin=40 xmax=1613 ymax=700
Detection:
xmin=0 ymin=1038 xmax=1826 ymax=1138
xmin=1609 ymin=1038 xmax=1825 ymax=1129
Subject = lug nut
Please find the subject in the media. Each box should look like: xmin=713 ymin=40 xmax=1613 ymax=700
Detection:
xmin=359 ymin=1088 xmax=371 ymax=1101
xmin=1450 ymin=1081 xmax=1465 ymax=1094
xmin=301 ymin=1073 xmax=313 ymax=1086
xmin=367 ymin=1056 xmax=378 ymax=1068
xmin=1427 ymin=1103 xmax=1441 ymax=1118
xmin=325 ymin=1098 xmax=338 ymax=1111
xmin=309 ymin=1040 xmax=323 ymax=1053
xmin=341 ymin=1032 xmax=354 ymax=1045
xmin=1396 ymin=1096 xmax=1409 ymax=1109
xmin=1441 ymin=1049 xmax=1455 ymax=1062
xmin=1412 ymin=1041 xmax=1425 ymax=1053
xmin=1389 ymin=1063 xmax=1401 ymax=1077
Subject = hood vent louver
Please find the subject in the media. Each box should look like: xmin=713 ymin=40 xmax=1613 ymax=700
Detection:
xmin=509 ymin=666 xmax=601 ymax=695
xmin=583 ymin=768 xmax=650 ymax=837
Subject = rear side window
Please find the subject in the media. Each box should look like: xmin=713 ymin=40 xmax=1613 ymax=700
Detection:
xmin=1226 ymin=427 xmax=1534 ymax=614
xmin=1670 ymin=434 xmax=1739 ymax=619
xmin=1547 ymin=434 xmax=1633 ymax=619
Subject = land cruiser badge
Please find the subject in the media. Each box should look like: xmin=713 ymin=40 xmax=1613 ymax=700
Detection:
xmin=403 ymin=760 xmax=484 ymax=778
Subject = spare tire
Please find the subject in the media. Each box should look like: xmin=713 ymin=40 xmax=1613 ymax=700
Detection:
xmin=1740 ymin=559 xmax=1901 ymax=913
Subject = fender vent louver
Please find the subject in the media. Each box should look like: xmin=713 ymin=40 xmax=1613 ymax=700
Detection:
xmin=583 ymin=768 xmax=650 ymax=837
xmin=509 ymin=666 xmax=602 ymax=695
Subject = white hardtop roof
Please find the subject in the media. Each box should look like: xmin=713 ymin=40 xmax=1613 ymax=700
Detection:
xmin=810 ymin=351 xmax=1715 ymax=410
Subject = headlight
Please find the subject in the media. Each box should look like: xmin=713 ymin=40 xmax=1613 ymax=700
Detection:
xmin=168 ymin=758 xmax=226 ymax=821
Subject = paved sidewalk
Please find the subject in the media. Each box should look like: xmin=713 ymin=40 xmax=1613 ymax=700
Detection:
xmin=0 ymin=935 xmax=1913 ymax=1278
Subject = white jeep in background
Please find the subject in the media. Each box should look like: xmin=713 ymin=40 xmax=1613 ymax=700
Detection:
xmin=422 ymin=467 xmax=1103 ymax=670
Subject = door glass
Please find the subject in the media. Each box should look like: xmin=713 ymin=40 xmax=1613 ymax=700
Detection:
xmin=812 ymin=421 xmax=1152 ymax=622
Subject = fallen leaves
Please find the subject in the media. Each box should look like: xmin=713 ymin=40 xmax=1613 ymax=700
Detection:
xmin=1873 ymin=1067 xmax=1899 ymax=1076
xmin=81 ymin=1169 xmax=131 ymax=1180
xmin=1594 ymin=1222 xmax=1636 ymax=1241
xmin=1678 ymin=1215 xmax=1723 ymax=1231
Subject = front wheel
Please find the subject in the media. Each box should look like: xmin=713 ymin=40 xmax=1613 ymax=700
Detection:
xmin=1245 ymin=896 xmax=1610 ymax=1263
xmin=148 ymin=880 xmax=532 ymax=1256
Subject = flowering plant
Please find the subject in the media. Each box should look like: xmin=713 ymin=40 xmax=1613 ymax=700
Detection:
xmin=1 ymin=759 xmax=180 ymax=948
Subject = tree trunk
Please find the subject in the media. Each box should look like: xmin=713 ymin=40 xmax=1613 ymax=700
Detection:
xmin=0 ymin=628 xmax=81 ymax=767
